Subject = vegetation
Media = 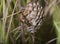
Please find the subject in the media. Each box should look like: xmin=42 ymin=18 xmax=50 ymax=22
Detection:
xmin=0 ymin=0 xmax=60 ymax=44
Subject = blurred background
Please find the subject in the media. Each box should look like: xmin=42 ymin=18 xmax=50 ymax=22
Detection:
xmin=0 ymin=0 xmax=60 ymax=44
